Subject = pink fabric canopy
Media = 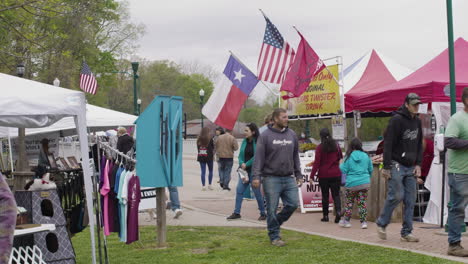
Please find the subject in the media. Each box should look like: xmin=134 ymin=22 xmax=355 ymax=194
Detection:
xmin=345 ymin=50 xmax=399 ymax=112
xmin=348 ymin=37 xmax=468 ymax=112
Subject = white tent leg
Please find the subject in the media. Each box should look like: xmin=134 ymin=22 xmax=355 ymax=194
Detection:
xmin=74 ymin=115 xmax=96 ymax=264
xmin=7 ymin=128 xmax=14 ymax=173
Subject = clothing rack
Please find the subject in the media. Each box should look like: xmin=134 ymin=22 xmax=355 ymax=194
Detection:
xmin=94 ymin=140 xmax=140 ymax=264
xmin=99 ymin=142 xmax=136 ymax=164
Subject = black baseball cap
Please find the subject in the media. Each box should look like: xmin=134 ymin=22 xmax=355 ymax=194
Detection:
xmin=405 ymin=93 xmax=422 ymax=105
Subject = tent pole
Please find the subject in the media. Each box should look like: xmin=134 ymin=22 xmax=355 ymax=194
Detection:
xmin=353 ymin=110 xmax=359 ymax=138
xmin=74 ymin=115 xmax=97 ymax=264
xmin=7 ymin=128 xmax=14 ymax=173
xmin=440 ymin=151 xmax=446 ymax=228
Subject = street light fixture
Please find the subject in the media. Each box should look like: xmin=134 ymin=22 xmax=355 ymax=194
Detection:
xmin=53 ymin=77 xmax=60 ymax=87
xmin=199 ymin=89 xmax=205 ymax=129
xmin=16 ymin=63 xmax=25 ymax=77
xmin=137 ymin=98 xmax=142 ymax=116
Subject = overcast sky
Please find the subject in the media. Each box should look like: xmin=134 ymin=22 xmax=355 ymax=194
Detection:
xmin=128 ymin=0 xmax=468 ymax=101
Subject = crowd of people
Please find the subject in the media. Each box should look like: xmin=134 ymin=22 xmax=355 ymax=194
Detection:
xmin=193 ymin=90 xmax=468 ymax=257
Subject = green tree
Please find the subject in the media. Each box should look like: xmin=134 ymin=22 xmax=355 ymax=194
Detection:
xmin=0 ymin=0 xmax=144 ymax=109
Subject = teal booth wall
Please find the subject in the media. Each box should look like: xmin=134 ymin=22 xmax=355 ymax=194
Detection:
xmin=135 ymin=96 xmax=183 ymax=188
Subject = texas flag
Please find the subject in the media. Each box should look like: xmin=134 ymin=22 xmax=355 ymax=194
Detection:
xmin=202 ymin=55 xmax=258 ymax=130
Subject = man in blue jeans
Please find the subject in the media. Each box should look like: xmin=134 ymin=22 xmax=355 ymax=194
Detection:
xmin=252 ymin=108 xmax=304 ymax=247
xmin=376 ymin=93 xmax=423 ymax=242
xmin=446 ymin=87 xmax=468 ymax=257
xmin=215 ymin=129 xmax=239 ymax=190
xmin=168 ymin=186 xmax=182 ymax=219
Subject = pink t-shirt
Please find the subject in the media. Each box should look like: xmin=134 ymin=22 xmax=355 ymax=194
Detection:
xmin=100 ymin=160 xmax=111 ymax=236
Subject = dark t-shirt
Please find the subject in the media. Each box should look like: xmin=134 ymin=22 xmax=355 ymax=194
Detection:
xmin=126 ymin=175 xmax=141 ymax=244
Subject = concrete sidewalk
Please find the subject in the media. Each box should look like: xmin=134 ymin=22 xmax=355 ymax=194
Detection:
xmin=143 ymin=152 xmax=466 ymax=263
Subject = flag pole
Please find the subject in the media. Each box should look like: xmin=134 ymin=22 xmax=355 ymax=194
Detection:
xmin=228 ymin=50 xmax=280 ymax=97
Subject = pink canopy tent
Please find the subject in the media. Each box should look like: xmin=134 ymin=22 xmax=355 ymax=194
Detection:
xmin=344 ymin=50 xmax=412 ymax=112
xmin=348 ymin=37 xmax=468 ymax=113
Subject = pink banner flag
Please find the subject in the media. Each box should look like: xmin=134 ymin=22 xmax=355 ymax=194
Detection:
xmin=280 ymin=31 xmax=325 ymax=99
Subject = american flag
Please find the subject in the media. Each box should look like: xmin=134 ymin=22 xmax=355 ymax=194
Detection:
xmin=80 ymin=61 xmax=98 ymax=94
xmin=257 ymin=15 xmax=295 ymax=84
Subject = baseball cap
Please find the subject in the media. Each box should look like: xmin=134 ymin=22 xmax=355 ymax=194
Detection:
xmin=405 ymin=93 xmax=422 ymax=105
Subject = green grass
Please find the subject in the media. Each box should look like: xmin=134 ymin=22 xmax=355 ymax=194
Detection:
xmin=72 ymin=226 xmax=460 ymax=264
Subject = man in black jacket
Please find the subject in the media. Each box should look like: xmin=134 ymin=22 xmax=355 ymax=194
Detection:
xmin=376 ymin=93 xmax=423 ymax=243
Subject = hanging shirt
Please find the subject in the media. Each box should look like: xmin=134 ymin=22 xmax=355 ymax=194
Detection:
xmin=100 ymin=160 xmax=111 ymax=236
xmin=108 ymin=163 xmax=119 ymax=232
xmin=113 ymin=166 xmax=124 ymax=233
xmin=120 ymin=170 xmax=134 ymax=243
xmin=117 ymin=169 xmax=128 ymax=241
xmin=126 ymin=175 xmax=141 ymax=244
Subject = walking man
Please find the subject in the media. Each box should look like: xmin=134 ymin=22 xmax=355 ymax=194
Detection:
xmin=215 ymin=129 xmax=238 ymax=190
xmin=446 ymin=87 xmax=468 ymax=257
xmin=252 ymin=108 xmax=303 ymax=247
xmin=376 ymin=93 xmax=423 ymax=242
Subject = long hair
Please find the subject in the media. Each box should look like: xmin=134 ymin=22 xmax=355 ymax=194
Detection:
xmin=197 ymin=127 xmax=212 ymax=146
xmin=246 ymin=123 xmax=259 ymax=141
xmin=40 ymin=138 xmax=50 ymax=155
xmin=319 ymin=128 xmax=337 ymax=153
xmin=345 ymin=138 xmax=364 ymax=161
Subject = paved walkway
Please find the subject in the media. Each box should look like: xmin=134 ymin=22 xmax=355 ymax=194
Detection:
xmin=142 ymin=147 xmax=467 ymax=263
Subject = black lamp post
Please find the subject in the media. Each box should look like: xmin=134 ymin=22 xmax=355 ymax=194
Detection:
xmin=199 ymin=89 xmax=205 ymax=129
xmin=131 ymin=62 xmax=139 ymax=115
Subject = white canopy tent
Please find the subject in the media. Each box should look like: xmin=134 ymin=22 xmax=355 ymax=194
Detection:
xmin=0 ymin=72 xmax=97 ymax=263
xmin=0 ymin=104 xmax=137 ymax=138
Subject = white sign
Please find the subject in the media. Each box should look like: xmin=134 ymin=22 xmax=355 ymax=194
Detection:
xmin=332 ymin=115 xmax=345 ymax=140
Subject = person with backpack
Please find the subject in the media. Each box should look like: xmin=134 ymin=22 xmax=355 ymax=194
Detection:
xmin=310 ymin=128 xmax=343 ymax=223
xmin=197 ymin=127 xmax=215 ymax=191
xmin=339 ymin=138 xmax=373 ymax=229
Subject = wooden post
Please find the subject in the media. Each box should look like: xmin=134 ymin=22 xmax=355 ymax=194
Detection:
xmin=156 ymin=187 xmax=167 ymax=248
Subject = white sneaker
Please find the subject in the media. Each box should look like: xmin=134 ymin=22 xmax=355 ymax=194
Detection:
xmin=361 ymin=222 xmax=368 ymax=229
xmin=338 ymin=219 xmax=346 ymax=227
xmin=208 ymin=185 xmax=214 ymax=190
xmin=377 ymin=225 xmax=387 ymax=240
xmin=173 ymin=209 xmax=182 ymax=219
xmin=202 ymin=186 xmax=206 ymax=191
xmin=338 ymin=219 xmax=351 ymax=227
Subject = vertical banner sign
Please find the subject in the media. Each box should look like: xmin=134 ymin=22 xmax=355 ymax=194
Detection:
xmin=298 ymin=155 xmax=334 ymax=213
xmin=281 ymin=64 xmax=340 ymax=116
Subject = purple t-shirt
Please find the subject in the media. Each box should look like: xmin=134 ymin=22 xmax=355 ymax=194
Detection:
xmin=126 ymin=175 xmax=141 ymax=244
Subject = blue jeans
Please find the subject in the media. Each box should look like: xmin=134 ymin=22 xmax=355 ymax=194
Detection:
xmin=199 ymin=161 xmax=213 ymax=186
xmin=447 ymin=173 xmax=468 ymax=244
xmin=219 ymin=158 xmax=233 ymax=189
xmin=168 ymin=186 xmax=180 ymax=210
xmin=217 ymin=161 xmax=222 ymax=182
xmin=234 ymin=170 xmax=265 ymax=215
xmin=262 ymin=176 xmax=299 ymax=241
xmin=376 ymin=162 xmax=416 ymax=237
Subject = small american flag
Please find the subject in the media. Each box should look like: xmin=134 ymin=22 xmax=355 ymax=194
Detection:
xmin=257 ymin=15 xmax=295 ymax=84
xmin=80 ymin=61 xmax=98 ymax=94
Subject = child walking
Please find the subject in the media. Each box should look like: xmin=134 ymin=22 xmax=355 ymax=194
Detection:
xmin=339 ymin=138 xmax=373 ymax=229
